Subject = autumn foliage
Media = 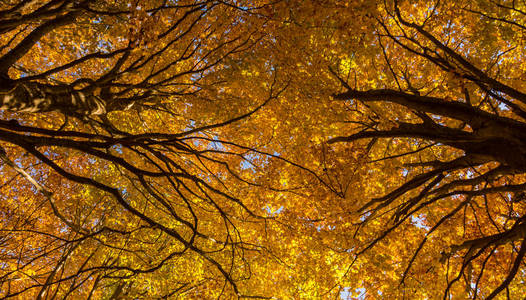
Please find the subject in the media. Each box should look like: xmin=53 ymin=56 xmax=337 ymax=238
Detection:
xmin=1 ymin=0 xmax=526 ymax=299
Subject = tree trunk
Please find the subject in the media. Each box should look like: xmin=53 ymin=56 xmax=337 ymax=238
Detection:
xmin=0 ymin=78 xmax=108 ymax=115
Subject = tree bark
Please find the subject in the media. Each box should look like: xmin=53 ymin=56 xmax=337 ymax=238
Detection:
xmin=0 ymin=79 xmax=108 ymax=115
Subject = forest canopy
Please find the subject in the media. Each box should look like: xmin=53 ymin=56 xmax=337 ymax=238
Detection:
xmin=1 ymin=0 xmax=526 ymax=299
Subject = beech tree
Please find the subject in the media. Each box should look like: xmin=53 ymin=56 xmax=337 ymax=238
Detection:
xmin=325 ymin=0 xmax=526 ymax=298
xmin=0 ymin=1 xmax=286 ymax=298
xmin=1 ymin=0 xmax=526 ymax=299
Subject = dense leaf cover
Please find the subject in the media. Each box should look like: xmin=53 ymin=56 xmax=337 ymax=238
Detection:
xmin=0 ymin=0 xmax=525 ymax=298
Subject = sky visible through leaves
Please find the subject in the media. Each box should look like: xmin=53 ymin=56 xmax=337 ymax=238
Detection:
xmin=1 ymin=0 xmax=526 ymax=299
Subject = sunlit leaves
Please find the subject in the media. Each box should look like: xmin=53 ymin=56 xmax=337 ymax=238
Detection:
xmin=2 ymin=0 xmax=526 ymax=299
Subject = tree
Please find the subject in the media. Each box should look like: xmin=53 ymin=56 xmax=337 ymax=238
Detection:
xmin=2 ymin=0 xmax=526 ymax=299
xmin=325 ymin=0 xmax=526 ymax=298
xmin=0 ymin=1 xmax=292 ymax=298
